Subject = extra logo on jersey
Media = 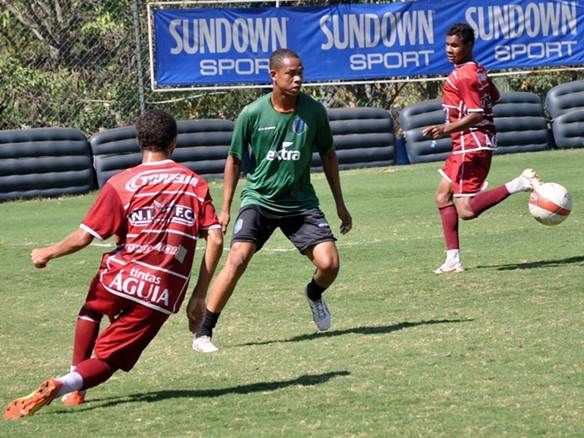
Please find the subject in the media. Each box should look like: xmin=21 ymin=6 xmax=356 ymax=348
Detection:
xmin=266 ymin=141 xmax=300 ymax=161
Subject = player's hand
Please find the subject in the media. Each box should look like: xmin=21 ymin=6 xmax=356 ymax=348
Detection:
xmin=218 ymin=210 xmax=231 ymax=234
xmin=422 ymin=125 xmax=446 ymax=139
xmin=337 ymin=204 xmax=352 ymax=234
xmin=31 ymin=248 xmax=51 ymax=269
xmin=186 ymin=295 xmax=206 ymax=334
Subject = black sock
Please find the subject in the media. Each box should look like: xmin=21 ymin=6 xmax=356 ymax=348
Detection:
xmin=306 ymin=278 xmax=326 ymax=301
xmin=196 ymin=309 xmax=221 ymax=338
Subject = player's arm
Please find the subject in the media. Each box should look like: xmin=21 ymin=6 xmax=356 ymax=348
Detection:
xmin=31 ymin=228 xmax=94 ymax=269
xmin=423 ymin=111 xmax=483 ymax=139
xmin=219 ymin=154 xmax=242 ymax=232
xmin=221 ymin=107 xmax=250 ymax=232
xmin=321 ymin=148 xmax=352 ymax=234
xmin=186 ymin=227 xmax=224 ymax=333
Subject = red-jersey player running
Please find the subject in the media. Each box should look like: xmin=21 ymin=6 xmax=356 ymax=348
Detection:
xmin=4 ymin=110 xmax=223 ymax=420
xmin=423 ymin=23 xmax=541 ymax=273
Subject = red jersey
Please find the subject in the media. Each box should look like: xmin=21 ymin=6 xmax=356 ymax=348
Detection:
xmin=81 ymin=160 xmax=220 ymax=315
xmin=442 ymin=61 xmax=500 ymax=154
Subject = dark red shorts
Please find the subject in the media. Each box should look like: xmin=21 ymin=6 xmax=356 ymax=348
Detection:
xmin=84 ymin=278 xmax=169 ymax=371
xmin=439 ymin=150 xmax=493 ymax=196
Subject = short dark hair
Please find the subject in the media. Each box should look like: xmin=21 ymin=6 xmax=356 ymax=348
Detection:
xmin=135 ymin=110 xmax=177 ymax=152
xmin=447 ymin=22 xmax=475 ymax=45
xmin=269 ymin=48 xmax=301 ymax=70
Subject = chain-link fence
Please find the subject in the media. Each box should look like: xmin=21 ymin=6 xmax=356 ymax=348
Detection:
xmin=0 ymin=0 xmax=144 ymax=134
xmin=1 ymin=1 xmax=582 ymax=136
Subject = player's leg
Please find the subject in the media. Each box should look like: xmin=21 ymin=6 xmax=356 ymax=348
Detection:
xmin=63 ymin=281 xmax=141 ymax=406
xmin=435 ymin=171 xmax=463 ymax=274
xmin=194 ymin=205 xmax=274 ymax=352
xmin=463 ymin=169 xmax=540 ymax=218
xmin=453 ymin=151 xmax=540 ymax=220
xmin=193 ymin=241 xmax=256 ymax=352
xmin=284 ymin=208 xmax=337 ymax=331
xmin=61 ymin=305 xmax=103 ymax=406
xmin=61 ymin=277 xmax=109 ymax=406
xmin=303 ymin=241 xmax=339 ymax=331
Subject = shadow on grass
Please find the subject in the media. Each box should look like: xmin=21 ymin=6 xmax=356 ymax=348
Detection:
xmin=476 ymin=255 xmax=584 ymax=271
xmin=52 ymin=370 xmax=350 ymax=413
xmin=235 ymin=318 xmax=472 ymax=347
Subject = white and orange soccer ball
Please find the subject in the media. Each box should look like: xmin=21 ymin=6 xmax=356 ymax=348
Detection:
xmin=528 ymin=182 xmax=572 ymax=226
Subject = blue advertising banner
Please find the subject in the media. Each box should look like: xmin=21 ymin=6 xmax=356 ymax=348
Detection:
xmin=152 ymin=0 xmax=583 ymax=88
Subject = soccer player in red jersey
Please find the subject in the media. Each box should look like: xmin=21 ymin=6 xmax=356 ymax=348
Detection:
xmin=4 ymin=110 xmax=223 ymax=420
xmin=423 ymin=23 xmax=540 ymax=273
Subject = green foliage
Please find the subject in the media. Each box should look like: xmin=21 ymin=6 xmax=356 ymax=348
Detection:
xmin=0 ymin=150 xmax=583 ymax=436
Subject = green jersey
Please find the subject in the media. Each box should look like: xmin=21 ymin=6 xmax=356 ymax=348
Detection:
xmin=230 ymin=92 xmax=333 ymax=213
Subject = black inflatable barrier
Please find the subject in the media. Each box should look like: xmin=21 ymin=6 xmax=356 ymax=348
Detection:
xmin=316 ymin=107 xmax=394 ymax=170
xmin=399 ymin=98 xmax=450 ymax=164
xmin=0 ymin=128 xmax=94 ymax=202
xmin=89 ymin=119 xmax=233 ymax=188
xmin=493 ymin=92 xmax=550 ymax=154
xmin=551 ymin=109 xmax=584 ymax=149
xmin=545 ymin=80 xmax=584 ymax=120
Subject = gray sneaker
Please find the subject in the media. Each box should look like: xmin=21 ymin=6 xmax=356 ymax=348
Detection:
xmin=304 ymin=286 xmax=331 ymax=331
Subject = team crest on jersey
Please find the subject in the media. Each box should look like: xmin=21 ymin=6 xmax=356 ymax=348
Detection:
xmin=234 ymin=218 xmax=243 ymax=234
xmin=292 ymin=117 xmax=306 ymax=134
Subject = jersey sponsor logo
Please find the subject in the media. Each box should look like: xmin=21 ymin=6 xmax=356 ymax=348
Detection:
xmin=126 ymin=242 xmax=181 ymax=256
xmin=129 ymin=203 xmax=195 ymax=226
xmin=266 ymin=141 xmax=300 ymax=161
xmin=125 ymin=170 xmax=199 ymax=192
xmin=258 ymin=125 xmax=276 ymax=131
xmin=107 ymin=268 xmax=170 ymax=307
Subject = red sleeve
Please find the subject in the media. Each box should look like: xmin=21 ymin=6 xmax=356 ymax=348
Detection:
xmin=198 ymin=190 xmax=220 ymax=230
xmin=81 ymin=183 xmax=126 ymax=240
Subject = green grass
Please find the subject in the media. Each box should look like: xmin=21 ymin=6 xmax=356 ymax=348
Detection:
xmin=1 ymin=149 xmax=583 ymax=437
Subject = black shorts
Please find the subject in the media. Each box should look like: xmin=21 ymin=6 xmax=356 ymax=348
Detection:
xmin=231 ymin=204 xmax=336 ymax=253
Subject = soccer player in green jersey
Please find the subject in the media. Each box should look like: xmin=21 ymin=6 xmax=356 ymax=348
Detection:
xmin=189 ymin=49 xmax=352 ymax=353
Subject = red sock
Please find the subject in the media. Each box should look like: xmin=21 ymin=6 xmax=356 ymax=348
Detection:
xmin=72 ymin=309 xmax=102 ymax=366
xmin=75 ymin=358 xmax=117 ymax=390
xmin=469 ymin=186 xmax=510 ymax=217
xmin=439 ymin=204 xmax=459 ymax=250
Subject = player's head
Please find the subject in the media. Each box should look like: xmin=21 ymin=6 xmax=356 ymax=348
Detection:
xmin=445 ymin=23 xmax=475 ymax=64
xmin=136 ymin=110 xmax=177 ymax=154
xmin=269 ymin=48 xmax=303 ymax=96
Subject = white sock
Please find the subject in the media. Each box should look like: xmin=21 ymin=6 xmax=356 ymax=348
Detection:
xmin=505 ymin=176 xmax=525 ymax=194
xmin=56 ymin=371 xmax=84 ymax=397
xmin=446 ymin=249 xmax=460 ymax=264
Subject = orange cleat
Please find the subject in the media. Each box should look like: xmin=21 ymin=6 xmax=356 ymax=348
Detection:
xmin=4 ymin=379 xmax=62 ymax=420
xmin=61 ymin=391 xmax=86 ymax=406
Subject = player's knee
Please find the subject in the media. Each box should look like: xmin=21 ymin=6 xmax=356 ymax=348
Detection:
xmin=318 ymin=256 xmax=340 ymax=278
xmin=435 ymin=193 xmax=451 ymax=207
xmin=458 ymin=209 xmax=477 ymax=220
xmin=227 ymin=250 xmax=252 ymax=275
xmin=79 ymin=305 xmax=104 ymax=323
xmin=208 ymin=230 xmax=224 ymax=248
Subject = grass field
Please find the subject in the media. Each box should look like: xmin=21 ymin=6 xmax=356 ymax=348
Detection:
xmin=1 ymin=149 xmax=583 ymax=437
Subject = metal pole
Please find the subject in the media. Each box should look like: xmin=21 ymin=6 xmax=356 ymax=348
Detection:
xmin=131 ymin=0 xmax=146 ymax=113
